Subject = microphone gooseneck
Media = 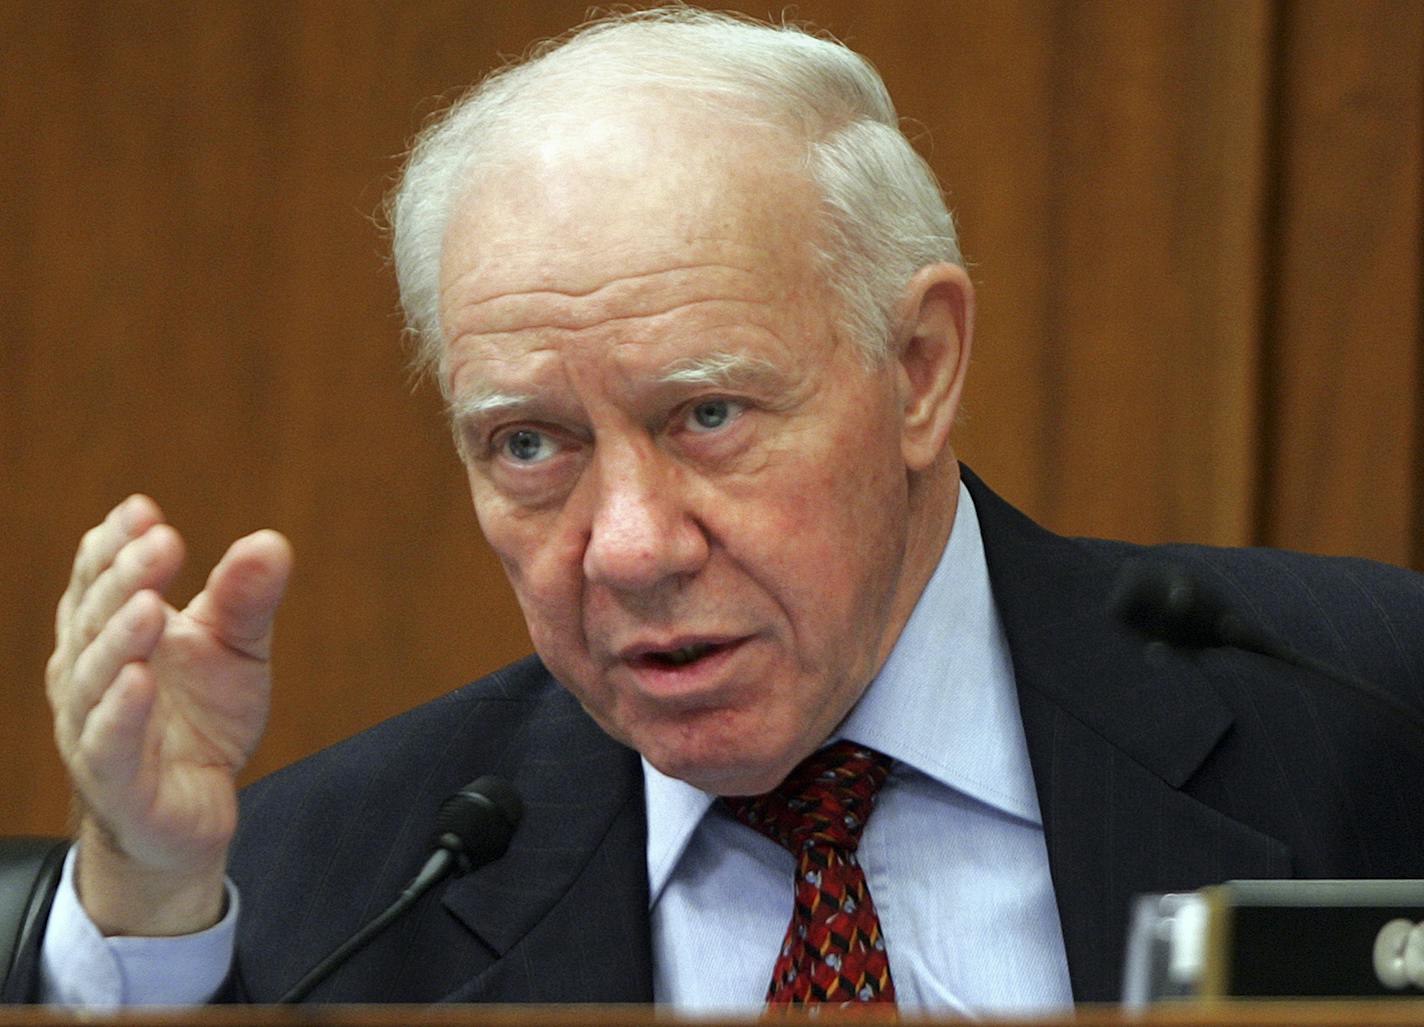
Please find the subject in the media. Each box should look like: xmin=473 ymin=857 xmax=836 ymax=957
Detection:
xmin=277 ymin=775 xmax=523 ymax=1004
xmin=1109 ymin=558 xmax=1424 ymax=743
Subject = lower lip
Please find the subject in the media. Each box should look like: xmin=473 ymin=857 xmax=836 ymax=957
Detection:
xmin=626 ymin=639 xmax=751 ymax=698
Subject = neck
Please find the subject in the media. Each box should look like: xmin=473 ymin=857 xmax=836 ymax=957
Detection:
xmin=870 ymin=455 xmax=962 ymax=675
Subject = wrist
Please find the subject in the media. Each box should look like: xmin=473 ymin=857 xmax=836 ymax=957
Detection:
xmin=74 ymin=822 xmax=228 ymax=937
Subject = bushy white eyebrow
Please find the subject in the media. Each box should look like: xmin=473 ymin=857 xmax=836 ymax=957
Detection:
xmin=656 ymin=351 xmax=781 ymax=389
xmin=447 ymin=389 xmax=533 ymax=425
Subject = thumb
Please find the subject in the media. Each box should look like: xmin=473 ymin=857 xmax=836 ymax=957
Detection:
xmin=186 ymin=529 xmax=294 ymax=658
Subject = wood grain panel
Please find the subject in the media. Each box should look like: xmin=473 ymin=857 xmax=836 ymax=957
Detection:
xmin=0 ymin=2 xmax=539 ymax=833
xmin=1261 ymin=0 xmax=1424 ymax=566
xmin=951 ymin=2 xmax=1273 ymax=546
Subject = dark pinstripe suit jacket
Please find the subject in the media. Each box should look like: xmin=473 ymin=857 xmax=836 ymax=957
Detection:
xmin=11 ymin=468 xmax=1424 ymax=1005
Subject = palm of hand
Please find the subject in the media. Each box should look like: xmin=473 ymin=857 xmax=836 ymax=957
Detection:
xmin=106 ymin=605 xmax=274 ymax=868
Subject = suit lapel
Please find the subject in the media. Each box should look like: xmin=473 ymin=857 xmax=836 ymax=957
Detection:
xmin=437 ymin=687 xmax=655 ymax=1003
xmin=964 ymin=468 xmax=1292 ymax=1002
xmin=1014 ymin=688 xmax=1292 ymax=1001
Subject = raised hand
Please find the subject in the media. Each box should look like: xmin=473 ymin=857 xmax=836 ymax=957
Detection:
xmin=47 ymin=494 xmax=292 ymax=935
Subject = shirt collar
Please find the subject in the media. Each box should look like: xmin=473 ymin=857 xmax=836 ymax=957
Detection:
xmin=642 ymin=479 xmax=1042 ymax=904
xmin=837 ymin=480 xmax=1041 ymax=823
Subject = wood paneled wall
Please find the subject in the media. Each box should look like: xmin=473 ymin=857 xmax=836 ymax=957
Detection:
xmin=3 ymin=1 xmax=1420 ymax=835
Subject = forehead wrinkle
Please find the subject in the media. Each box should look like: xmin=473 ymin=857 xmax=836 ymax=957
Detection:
xmin=448 ymin=296 xmax=785 ymax=342
xmin=444 ymin=258 xmax=769 ymax=308
xmin=441 ymin=260 xmax=780 ymax=337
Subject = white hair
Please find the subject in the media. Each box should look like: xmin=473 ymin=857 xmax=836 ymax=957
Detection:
xmin=388 ymin=6 xmax=961 ymax=385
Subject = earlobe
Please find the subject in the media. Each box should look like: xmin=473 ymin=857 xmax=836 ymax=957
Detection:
xmin=895 ymin=264 xmax=974 ymax=471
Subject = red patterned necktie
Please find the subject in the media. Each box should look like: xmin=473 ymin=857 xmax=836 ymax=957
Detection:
xmin=722 ymin=741 xmax=897 ymax=1007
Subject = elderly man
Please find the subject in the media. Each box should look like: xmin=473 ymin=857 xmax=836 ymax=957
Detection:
xmin=10 ymin=6 xmax=1424 ymax=1013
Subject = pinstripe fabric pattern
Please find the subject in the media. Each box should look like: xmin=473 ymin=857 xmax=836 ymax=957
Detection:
xmin=226 ymin=662 xmax=653 ymax=1003
xmin=967 ymin=467 xmax=1424 ymax=1001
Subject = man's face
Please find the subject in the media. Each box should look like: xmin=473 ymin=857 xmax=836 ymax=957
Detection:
xmin=439 ymin=114 xmax=928 ymax=795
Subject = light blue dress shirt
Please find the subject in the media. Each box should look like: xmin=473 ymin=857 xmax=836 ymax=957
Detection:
xmin=644 ymin=482 xmax=1073 ymax=1013
xmin=41 ymin=482 xmax=1072 ymax=1010
xmin=41 ymin=850 xmax=237 ymax=1007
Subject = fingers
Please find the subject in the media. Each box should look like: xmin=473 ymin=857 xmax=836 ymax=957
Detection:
xmin=57 ymin=495 xmax=177 ymax=658
xmin=65 ymin=524 xmax=185 ymax=664
xmin=58 ymin=590 xmax=167 ymax=754
xmin=185 ymin=530 xmax=294 ymax=659
xmin=50 ymin=498 xmax=179 ymax=756
xmin=75 ymin=660 xmax=159 ymax=793
xmin=62 ymin=495 xmax=163 ymax=617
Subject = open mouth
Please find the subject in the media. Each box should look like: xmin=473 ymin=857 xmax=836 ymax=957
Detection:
xmin=633 ymin=639 xmax=740 ymax=670
xmin=647 ymin=643 xmax=719 ymax=667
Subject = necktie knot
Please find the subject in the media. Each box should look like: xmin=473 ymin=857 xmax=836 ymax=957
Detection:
xmin=724 ymin=741 xmax=892 ymax=853
xmin=723 ymin=740 xmax=888 ymax=854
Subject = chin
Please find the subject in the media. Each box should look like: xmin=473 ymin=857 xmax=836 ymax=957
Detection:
xmin=643 ymin=734 xmax=803 ymax=796
xmin=604 ymin=695 xmax=812 ymax=794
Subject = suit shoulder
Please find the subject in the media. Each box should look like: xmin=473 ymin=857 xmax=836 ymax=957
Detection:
xmin=1080 ymin=536 xmax=1424 ymax=691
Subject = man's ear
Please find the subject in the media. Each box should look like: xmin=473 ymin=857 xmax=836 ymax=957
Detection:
xmin=893 ymin=263 xmax=974 ymax=471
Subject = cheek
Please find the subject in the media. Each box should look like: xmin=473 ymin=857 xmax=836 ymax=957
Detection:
xmin=785 ymin=422 xmax=909 ymax=615
xmin=783 ymin=410 xmax=905 ymax=542
xmin=470 ymin=481 xmax=587 ymax=646
xmin=737 ymin=440 xmax=906 ymax=626
xmin=502 ymin=550 xmax=597 ymax=691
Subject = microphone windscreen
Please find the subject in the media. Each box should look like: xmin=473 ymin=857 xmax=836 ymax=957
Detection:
xmin=1109 ymin=559 xmax=1227 ymax=649
xmin=434 ymin=775 xmax=523 ymax=870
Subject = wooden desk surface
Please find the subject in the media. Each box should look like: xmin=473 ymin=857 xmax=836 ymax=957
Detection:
xmin=1 ymin=1002 xmax=1423 ymax=1027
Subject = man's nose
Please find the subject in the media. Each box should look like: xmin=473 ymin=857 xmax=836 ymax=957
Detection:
xmin=582 ymin=443 xmax=708 ymax=591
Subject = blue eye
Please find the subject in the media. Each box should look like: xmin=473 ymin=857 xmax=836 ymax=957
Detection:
xmin=503 ymin=428 xmax=554 ymax=463
xmin=687 ymin=398 xmax=741 ymax=432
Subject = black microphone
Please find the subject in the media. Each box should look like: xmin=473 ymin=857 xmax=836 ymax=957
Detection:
xmin=277 ymin=775 xmax=523 ymax=1004
xmin=1109 ymin=559 xmax=1424 ymax=743
xmin=1109 ymin=559 xmax=1269 ymax=653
